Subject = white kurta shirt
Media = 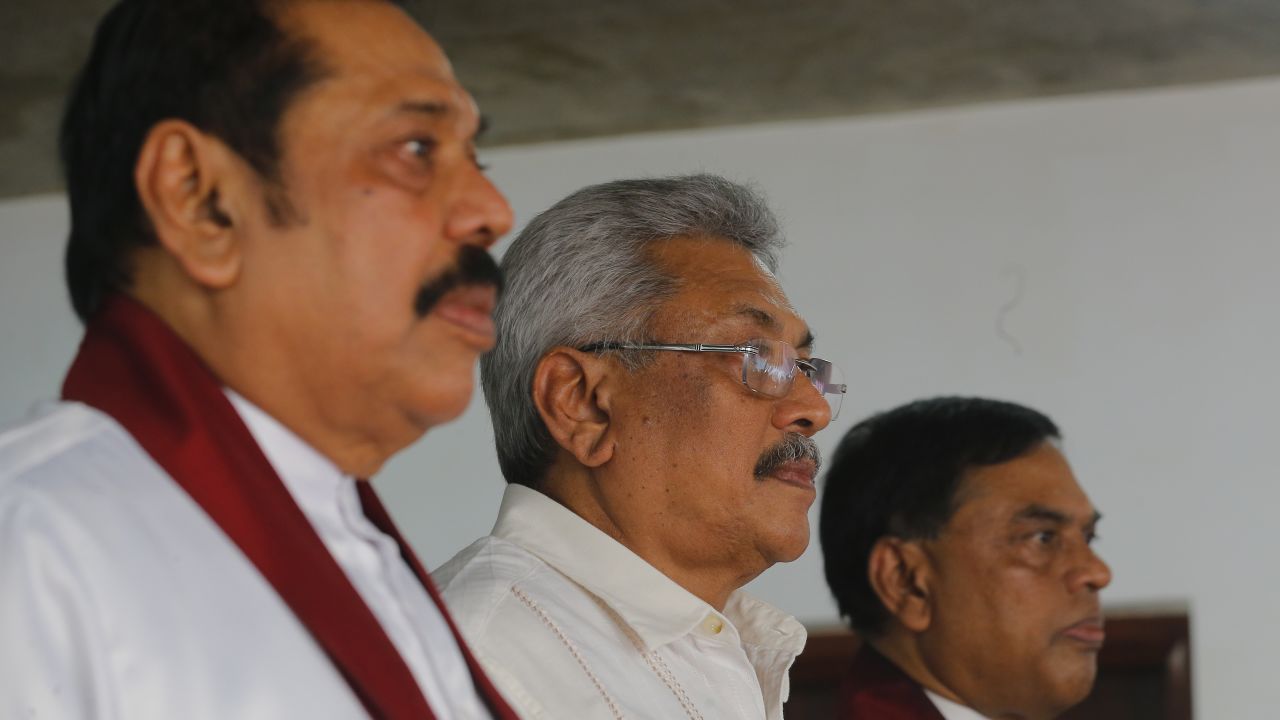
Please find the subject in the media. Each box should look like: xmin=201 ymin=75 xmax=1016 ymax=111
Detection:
xmin=0 ymin=398 xmax=487 ymax=719
xmin=434 ymin=484 xmax=808 ymax=720
xmin=924 ymin=689 xmax=992 ymax=720
xmin=226 ymin=391 xmax=490 ymax=720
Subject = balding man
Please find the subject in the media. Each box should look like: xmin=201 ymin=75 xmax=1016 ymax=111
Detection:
xmin=0 ymin=1 xmax=517 ymax=717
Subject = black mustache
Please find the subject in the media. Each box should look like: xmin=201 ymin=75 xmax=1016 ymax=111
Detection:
xmin=413 ymin=245 xmax=504 ymax=318
xmin=754 ymin=433 xmax=821 ymax=479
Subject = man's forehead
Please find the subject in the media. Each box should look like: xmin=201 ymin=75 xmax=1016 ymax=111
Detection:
xmin=954 ymin=446 xmax=1097 ymax=524
xmin=283 ymin=0 xmax=470 ymax=116
xmin=377 ymin=91 xmax=482 ymax=136
xmin=724 ymin=304 xmax=814 ymax=348
xmin=650 ymin=233 xmax=801 ymax=319
xmin=659 ymin=269 xmax=809 ymax=347
xmin=700 ymin=262 xmax=808 ymax=346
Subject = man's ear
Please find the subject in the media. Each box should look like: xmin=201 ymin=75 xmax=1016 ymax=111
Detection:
xmin=532 ymin=348 xmax=616 ymax=468
xmin=133 ymin=119 xmax=245 ymax=289
xmin=868 ymin=537 xmax=934 ymax=633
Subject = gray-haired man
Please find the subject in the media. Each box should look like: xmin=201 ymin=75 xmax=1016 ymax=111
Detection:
xmin=435 ymin=174 xmax=846 ymax=719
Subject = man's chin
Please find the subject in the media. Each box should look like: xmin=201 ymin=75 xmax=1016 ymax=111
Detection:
xmin=1041 ymin=653 xmax=1100 ymax=711
xmin=765 ymin=523 xmax=811 ymax=565
xmin=404 ymin=375 xmax=477 ymax=432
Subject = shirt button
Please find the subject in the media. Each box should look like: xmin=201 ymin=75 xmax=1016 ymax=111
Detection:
xmin=702 ymin=616 xmax=724 ymax=635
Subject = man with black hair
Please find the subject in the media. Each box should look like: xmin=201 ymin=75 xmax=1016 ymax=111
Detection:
xmin=819 ymin=397 xmax=1112 ymax=720
xmin=0 ymin=1 xmax=517 ymax=718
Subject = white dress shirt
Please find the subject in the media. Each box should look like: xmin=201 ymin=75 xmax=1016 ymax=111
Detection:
xmin=0 ymin=398 xmax=488 ymax=719
xmin=227 ymin=391 xmax=490 ymax=720
xmin=925 ymin=689 xmax=992 ymax=720
xmin=435 ymin=484 xmax=807 ymax=720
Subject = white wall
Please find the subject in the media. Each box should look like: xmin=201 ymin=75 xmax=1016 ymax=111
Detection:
xmin=6 ymin=76 xmax=1280 ymax=717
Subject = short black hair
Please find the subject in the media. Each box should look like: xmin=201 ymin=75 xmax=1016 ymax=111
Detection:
xmin=60 ymin=0 xmax=331 ymax=322
xmin=818 ymin=396 xmax=1060 ymax=637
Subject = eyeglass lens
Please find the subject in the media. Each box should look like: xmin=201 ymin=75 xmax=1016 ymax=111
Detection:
xmin=740 ymin=338 xmax=846 ymax=419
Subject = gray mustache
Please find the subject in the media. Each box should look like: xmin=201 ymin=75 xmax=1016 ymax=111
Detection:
xmin=753 ymin=433 xmax=821 ymax=479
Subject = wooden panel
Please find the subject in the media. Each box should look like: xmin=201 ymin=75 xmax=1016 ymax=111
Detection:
xmin=786 ymin=612 xmax=1191 ymax=720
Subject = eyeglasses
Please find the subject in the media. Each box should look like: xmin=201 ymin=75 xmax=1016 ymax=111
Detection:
xmin=579 ymin=337 xmax=847 ymax=419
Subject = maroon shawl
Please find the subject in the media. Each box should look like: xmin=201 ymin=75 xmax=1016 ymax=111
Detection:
xmin=63 ymin=294 xmax=517 ymax=720
xmin=837 ymin=645 xmax=948 ymax=720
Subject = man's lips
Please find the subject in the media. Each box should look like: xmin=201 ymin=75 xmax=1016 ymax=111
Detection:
xmin=431 ymin=285 xmax=497 ymax=347
xmin=762 ymin=460 xmax=818 ymax=490
xmin=1060 ymin=617 xmax=1106 ymax=648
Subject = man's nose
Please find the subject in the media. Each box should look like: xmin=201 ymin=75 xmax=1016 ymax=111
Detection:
xmin=773 ymin=374 xmax=833 ymax=436
xmin=1069 ymin=545 xmax=1113 ymax=593
xmin=445 ymin=166 xmax=514 ymax=249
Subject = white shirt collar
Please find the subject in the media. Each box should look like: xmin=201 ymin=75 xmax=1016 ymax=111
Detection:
xmin=223 ymin=391 xmax=492 ymax=720
xmin=491 ymin=484 xmax=805 ymax=655
xmin=223 ymin=389 xmax=355 ymax=519
xmin=924 ymin=689 xmax=991 ymax=720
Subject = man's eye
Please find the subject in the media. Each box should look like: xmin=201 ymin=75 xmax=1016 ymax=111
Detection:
xmin=1085 ymin=529 xmax=1100 ymax=545
xmin=1032 ymin=530 xmax=1058 ymax=546
xmin=401 ymin=137 xmax=437 ymax=163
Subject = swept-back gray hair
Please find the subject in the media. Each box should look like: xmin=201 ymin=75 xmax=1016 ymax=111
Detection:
xmin=481 ymin=174 xmax=786 ymax=488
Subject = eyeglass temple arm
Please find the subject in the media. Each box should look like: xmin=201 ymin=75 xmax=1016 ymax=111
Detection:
xmin=581 ymin=341 xmax=756 ymax=354
xmin=795 ymin=357 xmax=849 ymax=395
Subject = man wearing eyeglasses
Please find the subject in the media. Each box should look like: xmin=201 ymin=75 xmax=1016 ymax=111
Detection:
xmin=435 ymin=174 xmax=844 ymax=719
